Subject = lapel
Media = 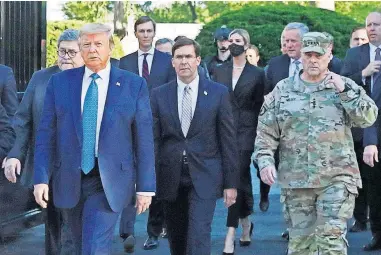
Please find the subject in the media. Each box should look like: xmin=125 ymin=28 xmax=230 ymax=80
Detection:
xmin=70 ymin=66 xmax=86 ymax=145
xmin=187 ymin=77 xmax=208 ymax=138
xmin=167 ymin=81 xmax=182 ymax=137
xmin=99 ymin=66 xmax=123 ymax=137
xmin=281 ymin=54 xmax=291 ymax=79
xmin=233 ymin=63 xmax=250 ymax=96
xmin=148 ymin=49 xmax=161 ymax=89
xmin=131 ymin=51 xmax=139 ymax=75
xmin=360 ymin=44 xmax=371 ymax=86
xmin=225 ymin=62 xmax=233 ymax=91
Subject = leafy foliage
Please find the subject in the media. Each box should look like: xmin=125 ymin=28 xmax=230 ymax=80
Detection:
xmin=47 ymin=20 xmax=124 ymax=67
xmin=195 ymin=3 xmax=362 ymax=66
xmin=62 ymin=1 xmax=113 ymax=22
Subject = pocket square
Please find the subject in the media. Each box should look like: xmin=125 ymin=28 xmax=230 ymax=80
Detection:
xmin=116 ymin=82 xmax=121 ymax=86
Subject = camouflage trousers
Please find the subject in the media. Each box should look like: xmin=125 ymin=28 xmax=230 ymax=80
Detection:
xmin=280 ymin=182 xmax=356 ymax=255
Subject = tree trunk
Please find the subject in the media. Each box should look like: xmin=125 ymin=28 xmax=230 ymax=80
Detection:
xmin=113 ymin=1 xmax=127 ymax=39
xmin=187 ymin=1 xmax=197 ymax=22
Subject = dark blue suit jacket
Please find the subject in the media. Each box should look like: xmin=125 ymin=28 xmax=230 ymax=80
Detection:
xmin=0 ymin=64 xmax=18 ymax=118
xmin=34 ymin=65 xmax=156 ymax=212
xmin=8 ymin=66 xmax=61 ymax=187
xmin=150 ymin=77 xmax=239 ymax=201
xmin=119 ymin=49 xmax=176 ymax=91
xmin=341 ymin=43 xmax=378 ymax=146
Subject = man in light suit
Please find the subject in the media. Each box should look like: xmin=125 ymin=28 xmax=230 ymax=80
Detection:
xmin=119 ymin=16 xmax=174 ymax=251
xmin=341 ymin=12 xmax=381 ymax=251
xmin=33 ymin=23 xmax=155 ymax=255
xmin=3 ymin=29 xmax=84 ymax=255
xmin=151 ymin=38 xmax=238 ymax=255
xmin=0 ymin=64 xmax=18 ymax=118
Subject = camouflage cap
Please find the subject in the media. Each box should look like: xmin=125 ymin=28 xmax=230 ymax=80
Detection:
xmin=301 ymin=32 xmax=330 ymax=55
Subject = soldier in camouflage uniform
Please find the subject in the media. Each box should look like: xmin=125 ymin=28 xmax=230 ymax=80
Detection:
xmin=254 ymin=32 xmax=378 ymax=255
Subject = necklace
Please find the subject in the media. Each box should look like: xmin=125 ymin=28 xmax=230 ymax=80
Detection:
xmin=233 ymin=65 xmax=245 ymax=69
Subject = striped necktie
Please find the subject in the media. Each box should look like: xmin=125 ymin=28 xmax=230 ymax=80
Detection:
xmin=142 ymin=53 xmax=149 ymax=81
xmin=181 ymin=85 xmax=192 ymax=137
xmin=293 ymin=60 xmax=301 ymax=78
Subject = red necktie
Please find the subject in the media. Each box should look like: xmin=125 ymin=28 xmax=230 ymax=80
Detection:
xmin=142 ymin=53 xmax=149 ymax=81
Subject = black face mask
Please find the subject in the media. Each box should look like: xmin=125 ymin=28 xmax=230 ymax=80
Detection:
xmin=229 ymin=43 xmax=245 ymax=57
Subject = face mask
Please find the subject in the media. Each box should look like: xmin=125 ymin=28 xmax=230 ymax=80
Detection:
xmin=229 ymin=43 xmax=245 ymax=57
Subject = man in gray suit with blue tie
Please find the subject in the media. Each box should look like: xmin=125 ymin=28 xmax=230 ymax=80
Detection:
xmin=33 ymin=23 xmax=156 ymax=255
xmin=4 ymin=29 xmax=84 ymax=255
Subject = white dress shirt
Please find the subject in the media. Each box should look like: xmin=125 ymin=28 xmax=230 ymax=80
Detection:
xmin=138 ymin=47 xmax=155 ymax=77
xmin=369 ymin=43 xmax=381 ymax=92
xmin=81 ymin=62 xmax=111 ymax=157
xmin=288 ymin=57 xmax=303 ymax=77
xmin=177 ymin=75 xmax=199 ymax=121
xmin=232 ymin=77 xmax=239 ymax=91
xmin=81 ymin=62 xmax=154 ymax=196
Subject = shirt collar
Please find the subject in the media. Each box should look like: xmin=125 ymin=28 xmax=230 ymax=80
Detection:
xmin=369 ymin=43 xmax=381 ymax=52
xmin=291 ymin=57 xmax=302 ymax=64
xmin=138 ymin=47 xmax=155 ymax=57
xmin=177 ymin=75 xmax=199 ymax=91
xmin=84 ymin=61 xmax=111 ymax=81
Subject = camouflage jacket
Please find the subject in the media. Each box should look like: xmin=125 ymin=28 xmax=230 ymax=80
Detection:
xmin=254 ymin=75 xmax=378 ymax=189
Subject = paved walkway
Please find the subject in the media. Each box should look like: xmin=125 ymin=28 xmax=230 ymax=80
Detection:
xmin=0 ymin=169 xmax=379 ymax=254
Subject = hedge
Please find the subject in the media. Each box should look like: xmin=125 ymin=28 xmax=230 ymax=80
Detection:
xmin=195 ymin=3 xmax=362 ymax=66
xmin=47 ymin=20 xmax=124 ymax=67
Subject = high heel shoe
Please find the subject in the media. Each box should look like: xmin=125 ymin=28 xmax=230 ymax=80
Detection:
xmin=239 ymin=222 xmax=254 ymax=247
xmin=222 ymin=241 xmax=235 ymax=255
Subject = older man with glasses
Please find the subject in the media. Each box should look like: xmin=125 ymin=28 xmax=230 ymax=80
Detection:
xmin=3 ymin=29 xmax=84 ymax=255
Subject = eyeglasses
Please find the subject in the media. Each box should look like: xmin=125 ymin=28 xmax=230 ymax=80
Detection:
xmin=57 ymin=49 xmax=79 ymax=58
xmin=173 ymin=54 xmax=197 ymax=61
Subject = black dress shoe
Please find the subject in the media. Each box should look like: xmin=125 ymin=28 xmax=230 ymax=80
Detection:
xmin=143 ymin=236 xmax=159 ymax=250
xmin=259 ymin=198 xmax=269 ymax=212
xmin=363 ymin=234 xmax=381 ymax=251
xmin=122 ymin=235 xmax=135 ymax=253
xmin=281 ymin=230 xmax=289 ymax=240
xmin=349 ymin=221 xmax=367 ymax=232
xmin=239 ymin=222 xmax=254 ymax=247
xmin=222 ymin=241 xmax=235 ymax=255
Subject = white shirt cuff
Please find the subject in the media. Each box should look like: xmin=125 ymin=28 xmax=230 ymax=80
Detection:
xmin=136 ymin=192 xmax=155 ymax=196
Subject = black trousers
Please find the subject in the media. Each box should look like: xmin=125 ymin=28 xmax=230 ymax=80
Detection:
xmin=353 ymin=142 xmax=369 ymax=224
xmin=146 ymin=196 xmax=166 ymax=237
xmin=363 ymin=155 xmax=381 ymax=234
xmin=226 ymin=150 xmax=253 ymax=228
xmin=44 ymin=181 xmax=62 ymax=255
xmin=163 ymin=162 xmax=217 ymax=255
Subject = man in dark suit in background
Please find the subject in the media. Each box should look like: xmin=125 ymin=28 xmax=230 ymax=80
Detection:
xmin=119 ymin=16 xmax=175 ymax=92
xmin=265 ymin=22 xmax=309 ymax=94
xmin=341 ymin=12 xmax=381 ymax=251
xmin=340 ymin=26 xmax=370 ymax=236
xmin=33 ymin=23 xmax=155 ymax=255
xmin=3 ymin=29 xmax=84 ymax=255
xmin=119 ymin=16 xmax=174 ymax=252
xmin=323 ymin=32 xmax=343 ymax=74
xmin=0 ymin=64 xmax=18 ymax=119
xmin=151 ymin=38 xmax=238 ymax=255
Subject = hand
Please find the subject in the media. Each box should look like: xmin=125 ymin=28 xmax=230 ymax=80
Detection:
xmin=33 ymin=184 xmax=49 ymax=208
xmin=223 ymin=188 xmax=237 ymax=208
xmin=135 ymin=194 xmax=152 ymax=215
xmin=3 ymin=158 xmax=21 ymax=183
xmin=363 ymin=145 xmax=378 ymax=167
xmin=324 ymin=72 xmax=345 ymax=92
xmin=260 ymin=165 xmax=277 ymax=186
xmin=362 ymin=61 xmax=381 ymax=77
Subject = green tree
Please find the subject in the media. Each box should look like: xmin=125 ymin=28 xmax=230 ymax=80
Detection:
xmin=335 ymin=1 xmax=381 ymax=23
xmin=62 ymin=1 xmax=113 ymax=22
xmin=196 ymin=3 xmax=361 ymax=65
